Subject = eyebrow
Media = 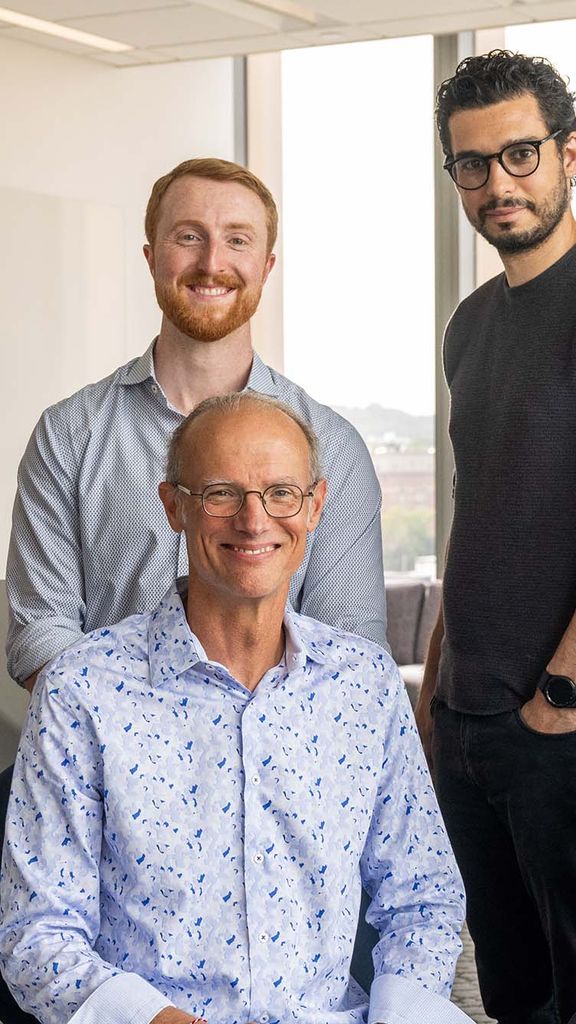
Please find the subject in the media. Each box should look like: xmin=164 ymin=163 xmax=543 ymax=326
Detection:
xmin=170 ymin=219 xmax=256 ymax=235
xmin=453 ymin=136 xmax=540 ymax=160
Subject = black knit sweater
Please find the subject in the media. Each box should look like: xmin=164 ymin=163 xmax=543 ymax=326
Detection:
xmin=438 ymin=244 xmax=576 ymax=713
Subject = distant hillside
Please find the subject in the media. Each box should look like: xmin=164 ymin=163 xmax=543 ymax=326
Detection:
xmin=334 ymin=404 xmax=434 ymax=446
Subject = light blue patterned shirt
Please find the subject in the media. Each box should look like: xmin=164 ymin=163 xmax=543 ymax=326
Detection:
xmin=0 ymin=582 xmax=469 ymax=1024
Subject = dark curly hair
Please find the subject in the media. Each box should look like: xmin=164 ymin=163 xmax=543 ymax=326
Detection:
xmin=436 ymin=49 xmax=576 ymax=157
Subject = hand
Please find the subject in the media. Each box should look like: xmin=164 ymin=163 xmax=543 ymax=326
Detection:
xmin=414 ymin=693 xmax=434 ymax=769
xmin=150 ymin=1009 xmax=207 ymax=1024
xmin=520 ymin=687 xmax=576 ymax=734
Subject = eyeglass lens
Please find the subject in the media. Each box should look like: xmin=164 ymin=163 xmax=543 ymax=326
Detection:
xmin=451 ymin=142 xmax=540 ymax=189
xmin=203 ymin=483 xmax=305 ymax=518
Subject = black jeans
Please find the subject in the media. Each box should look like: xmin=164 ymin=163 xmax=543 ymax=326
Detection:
xmin=432 ymin=700 xmax=576 ymax=1024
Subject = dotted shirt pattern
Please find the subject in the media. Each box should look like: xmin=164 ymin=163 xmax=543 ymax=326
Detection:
xmin=0 ymin=583 xmax=465 ymax=1024
xmin=6 ymin=344 xmax=386 ymax=683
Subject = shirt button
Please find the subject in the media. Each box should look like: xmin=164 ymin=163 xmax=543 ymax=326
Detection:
xmin=251 ymin=774 xmax=261 ymax=785
xmin=253 ymin=852 xmax=264 ymax=865
xmin=258 ymin=931 xmax=269 ymax=943
xmin=151 ymin=384 xmax=158 ymax=393
xmin=260 ymin=1015 xmax=270 ymax=1023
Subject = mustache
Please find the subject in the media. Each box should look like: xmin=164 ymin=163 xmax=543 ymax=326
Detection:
xmin=479 ymin=197 xmax=536 ymax=216
xmin=177 ymin=272 xmax=241 ymax=290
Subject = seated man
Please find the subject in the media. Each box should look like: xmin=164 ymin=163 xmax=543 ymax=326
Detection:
xmin=0 ymin=394 xmax=470 ymax=1024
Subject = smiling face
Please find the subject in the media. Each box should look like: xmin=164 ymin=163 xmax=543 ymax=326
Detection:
xmin=448 ymin=93 xmax=575 ymax=254
xmin=144 ymin=175 xmax=275 ymax=342
xmin=159 ymin=405 xmax=326 ymax=612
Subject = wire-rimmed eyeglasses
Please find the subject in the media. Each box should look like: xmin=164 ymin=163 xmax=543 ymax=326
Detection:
xmin=444 ymin=129 xmax=563 ymax=190
xmin=176 ymin=482 xmax=316 ymax=518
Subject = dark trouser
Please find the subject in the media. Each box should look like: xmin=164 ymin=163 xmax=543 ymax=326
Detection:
xmin=432 ymin=700 xmax=576 ymax=1024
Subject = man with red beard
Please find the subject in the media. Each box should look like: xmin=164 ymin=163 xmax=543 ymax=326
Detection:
xmin=6 ymin=158 xmax=385 ymax=694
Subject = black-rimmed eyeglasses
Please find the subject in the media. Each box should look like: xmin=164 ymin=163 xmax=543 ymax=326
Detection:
xmin=176 ymin=482 xmax=316 ymax=518
xmin=444 ymin=129 xmax=563 ymax=190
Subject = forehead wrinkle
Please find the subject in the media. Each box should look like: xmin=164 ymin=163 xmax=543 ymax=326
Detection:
xmin=198 ymin=475 xmax=304 ymax=488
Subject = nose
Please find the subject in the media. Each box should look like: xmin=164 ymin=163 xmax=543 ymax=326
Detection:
xmin=484 ymin=155 xmax=515 ymax=196
xmin=198 ymin=238 xmax=225 ymax=276
xmin=233 ymin=491 xmax=269 ymax=534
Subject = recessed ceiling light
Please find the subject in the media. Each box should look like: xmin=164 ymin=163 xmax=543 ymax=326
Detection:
xmin=0 ymin=5 xmax=133 ymax=52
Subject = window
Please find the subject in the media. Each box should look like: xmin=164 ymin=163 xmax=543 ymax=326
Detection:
xmin=281 ymin=37 xmax=436 ymax=575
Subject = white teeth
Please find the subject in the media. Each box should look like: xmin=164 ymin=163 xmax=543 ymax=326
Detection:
xmin=192 ymin=286 xmax=230 ymax=296
xmin=231 ymin=546 xmax=275 ymax=555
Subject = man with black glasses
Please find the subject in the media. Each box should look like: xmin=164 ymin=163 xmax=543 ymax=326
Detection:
xmin=0 ymin=393 xmax=471 ymax=1024
xmin=415 ymin=50 xmax=576 ymax=1024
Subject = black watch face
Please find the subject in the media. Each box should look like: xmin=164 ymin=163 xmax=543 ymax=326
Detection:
xmin=545 ymin=675 xmax=576 ymax=707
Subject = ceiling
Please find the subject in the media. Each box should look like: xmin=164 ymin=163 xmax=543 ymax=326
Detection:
xmin=1 ymin=0 xmax=575 ymax=67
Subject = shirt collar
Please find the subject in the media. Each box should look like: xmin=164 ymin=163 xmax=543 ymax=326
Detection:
xmin=147 ymin=581 xmax=332 ymax=687
xmin=245 ymin=352 xmax=279 ymax=397
xmin=148 ymin=579 xmax=206 ymax=685
xmin=282 ymin=607 xmax=334 ymax=667
xmin=119 ymin=339 xmax=158 ymax=387
xmin=120 ymin=344 xmax=279 ymax=399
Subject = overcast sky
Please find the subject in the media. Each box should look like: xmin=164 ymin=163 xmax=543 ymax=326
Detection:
xmin=282 ymin=36 xmax=435 ymax=416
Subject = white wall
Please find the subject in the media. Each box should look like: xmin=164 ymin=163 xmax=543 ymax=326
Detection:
xmin=0 ymin=37 xmax=237 ymax=758
xmin=0 ymin=36 xmax=237 ymax=571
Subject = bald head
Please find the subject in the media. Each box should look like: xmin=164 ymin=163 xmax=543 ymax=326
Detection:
xmin=166 ymin=393 xmax=322 ymax=487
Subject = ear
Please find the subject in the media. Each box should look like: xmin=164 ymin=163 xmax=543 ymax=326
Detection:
xmin=159 ymin=482 xmax=185 ymax=533
xmin=306 ymin=478 xmax=327 ymax=533
xmin=143 ymin=243 xmax=155 ymax=278
xmin=262 ymin=251 xmax=276 ymax=285
xmin=563 ymin=131 xmax=576 ymax=181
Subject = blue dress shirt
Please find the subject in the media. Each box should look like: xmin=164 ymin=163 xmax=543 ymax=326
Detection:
xmin=6 ymin=344 xmax=385 ymax=683
xmin=0 ymin=583 xmax=470 ymax=1024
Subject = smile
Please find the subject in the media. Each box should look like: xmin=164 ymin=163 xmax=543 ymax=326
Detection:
xmin=224 ymin=545 xmax=277 ymax=555
xmin=190 ymin=286 xmax=233 ymax=296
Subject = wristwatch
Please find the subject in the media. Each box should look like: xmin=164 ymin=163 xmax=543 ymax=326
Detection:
xmin=539 ymin=670 xmax=576 ymax=708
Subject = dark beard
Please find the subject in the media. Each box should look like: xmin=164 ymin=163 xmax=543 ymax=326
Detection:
xmin=475 ymin=179 xmax=570 ymax=255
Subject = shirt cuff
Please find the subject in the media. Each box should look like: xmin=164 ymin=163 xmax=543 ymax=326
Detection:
xmin=67 ymin=972 xmax=173 ymax=1024
xmin=368 ymin=974 xmax=474 ymax=1024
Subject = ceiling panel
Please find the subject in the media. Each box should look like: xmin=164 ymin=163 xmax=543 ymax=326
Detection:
xmin=366 ymin=4 xmax=533 ymax=36
xmin=3 ymin=0 xmax=576 ymax=68
xmin=518 ymin=0 xmax=576 ymax=7
xmin=358 ymin=0 xmax=505 ymax=20
xmin=153 ymin=31 xmax=290 ymax=58
xmin=309 ymin=0 xmax=424 ymax=22
xmin=61 ymin=4 xmax=284 ymax=47
xmin=0 ymin=0 xmax=185 ymax=18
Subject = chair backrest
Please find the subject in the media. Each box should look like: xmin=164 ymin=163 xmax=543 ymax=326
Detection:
xmin=385 ymin=580 xmax=425 ymax=665
xmin=0 ymin=581 xmax=29 ymax=773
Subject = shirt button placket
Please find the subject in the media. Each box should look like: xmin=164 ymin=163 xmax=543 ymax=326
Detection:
xmin=242 ymin=699 xmax=276 ymax=1024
